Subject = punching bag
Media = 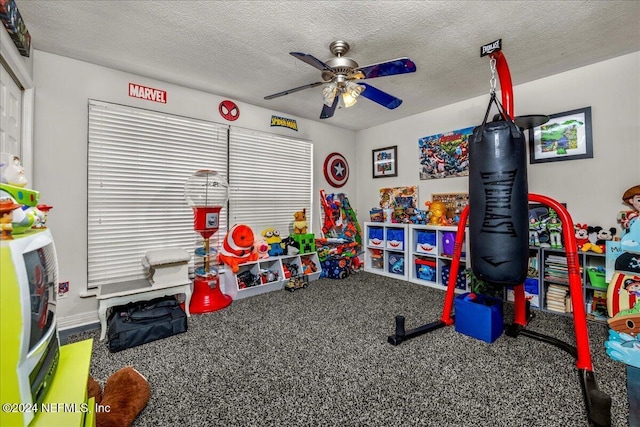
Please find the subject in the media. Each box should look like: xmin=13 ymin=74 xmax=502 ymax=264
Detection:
xmin=469 ymin=94 xmax=529 ymax=286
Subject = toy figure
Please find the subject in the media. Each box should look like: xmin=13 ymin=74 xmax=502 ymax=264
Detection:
xmin=529 ymin=214 xmax=542 ymax=246
xmin=574 ymin=223 xmax=590 ymax=251
xmin=261 ymin=227 xmax=285 ymax=256
xmin=546 ymin=209 xmax=562 ymax=249
xmin=0 ymin=153 xmax=28 ymax=187
xmin=293 ymin=209 xmax=308 ymax=234
xmin=254 ymin=238 xmax=270 ymax=259
xmin=0 ymin=199 xmax=21 ymax=240
xmin=427 ymin=201 xmax=448 ymax=226
xmin=218 ymin=224 xmax=259 ymax=273
xmin=619 ymin=185 xmax=640 ymax=235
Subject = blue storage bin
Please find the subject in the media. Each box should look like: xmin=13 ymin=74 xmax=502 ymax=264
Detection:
xmin=415 ymin=230 xmax=436 ymax=254
xmin=455 ymin=293 xmax=503 ymax=343
xmin=386 ymin=228 xmax=405 ymax=250
xmin=368 ymin=227 xmax=384 ymax=247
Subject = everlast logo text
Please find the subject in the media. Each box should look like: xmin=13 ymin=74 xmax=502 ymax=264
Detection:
xmin=480 ymin=169 xmax=517 ymax=236
xmin=480 ymin=39 xmax=502 ymax=57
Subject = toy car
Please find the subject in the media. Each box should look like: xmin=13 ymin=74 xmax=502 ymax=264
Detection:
xmin=285 ymin=277 xmax=308 ymax=292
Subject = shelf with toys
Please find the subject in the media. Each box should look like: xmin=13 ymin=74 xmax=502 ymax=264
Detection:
xmin=407 ymin=224 xmax=470 ymax=292
xmin=363 ymin=222 xmax=408 ymax=280
xmin=221 ymin=251 xmax=321 ymax=300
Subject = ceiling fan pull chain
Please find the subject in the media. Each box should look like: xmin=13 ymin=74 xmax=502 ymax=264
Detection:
xmin=489 ymin=57 xmax=497 ymax=95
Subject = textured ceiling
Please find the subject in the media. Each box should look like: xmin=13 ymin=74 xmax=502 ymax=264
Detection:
xmin=16 ymin=0 xmax=640 ymax=131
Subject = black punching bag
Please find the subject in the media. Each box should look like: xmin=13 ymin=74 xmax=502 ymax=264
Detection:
xmin=469 ymin=95 xmax=529 ymax=286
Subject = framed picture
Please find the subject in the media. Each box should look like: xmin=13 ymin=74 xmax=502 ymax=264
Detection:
xmin=529 ymin=107 xmax=593 ymax=164
xmin=372 ymin=146 xmax=397 ymax=178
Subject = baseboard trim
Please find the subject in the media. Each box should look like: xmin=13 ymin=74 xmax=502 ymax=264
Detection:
xmin=57 ymin=311 xmax=100 ymax=331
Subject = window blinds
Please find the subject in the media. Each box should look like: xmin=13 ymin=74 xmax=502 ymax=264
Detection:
xmin=228 ymin=127 xmax=313 ymax=239
xmin=87 ymin=100 xmax=229 ymax=288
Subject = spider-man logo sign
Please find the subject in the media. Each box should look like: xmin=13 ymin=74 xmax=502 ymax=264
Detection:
xmin=218 ymin=100 xmax=239 ymax=121
xmin=323 ymin=152 xmax=349 ymax=188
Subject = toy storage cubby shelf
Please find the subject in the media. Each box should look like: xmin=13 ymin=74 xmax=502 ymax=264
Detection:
xmin=222 ymin=252 xmax=321 ymax=300
xmin=527 ymin=247 xmax=607 ymax=321
xmin=363 ymin=222 xmax=470 ymax=291
xmin=363 ymin=223 xmax=409 ymax=279
xmin=408 ymin=224 xmax=469 ymax=291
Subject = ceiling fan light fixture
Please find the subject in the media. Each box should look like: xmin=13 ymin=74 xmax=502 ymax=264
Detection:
xmin=341 ymin=81 xmax=364 ymax=108
xmin=322 ymin=82 xmax=338 ymax=107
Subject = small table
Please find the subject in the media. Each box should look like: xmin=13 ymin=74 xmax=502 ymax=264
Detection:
xmin=97 ymin=278 xmax=192 ymax=341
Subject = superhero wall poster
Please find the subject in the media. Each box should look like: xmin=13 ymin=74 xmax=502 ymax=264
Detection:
xmin=418 ymin=126 xmax=473 ymax=180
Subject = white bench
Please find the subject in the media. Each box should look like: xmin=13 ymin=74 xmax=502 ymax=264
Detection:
xmin=96 ymin=248 xmax=192 ymax=341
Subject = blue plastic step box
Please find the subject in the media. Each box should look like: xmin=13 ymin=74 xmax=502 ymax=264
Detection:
xmin=454 ymin=293 xmax=503 ymax=343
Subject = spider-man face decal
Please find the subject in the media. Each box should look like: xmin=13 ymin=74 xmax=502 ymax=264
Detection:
xmin=219 ymin=100 xmax=240 ymax=121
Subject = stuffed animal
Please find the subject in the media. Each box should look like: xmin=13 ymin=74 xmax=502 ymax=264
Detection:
xmin=218 ymin=224 xmax=259 ymax=273
xmin=281 ymin=236 xmax=300 ymax=255
xmin=293 ymin=209 xmax=308 ymax=234
xmin=254 ymin=238 xmax=270 ymax=259
xmin=583 ymin=225 xmax=616 ymax=253
xmin=261 ymin=227 xmax=284 ymax=256
xmin=574 ymin=223 xmax=590 ymax=251
xmin=88 ymin=367 xmax=151 ymax=427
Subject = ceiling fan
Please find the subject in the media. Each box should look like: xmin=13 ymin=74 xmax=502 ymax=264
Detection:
xmin=264 ymin=40 xmax=417 ymax=119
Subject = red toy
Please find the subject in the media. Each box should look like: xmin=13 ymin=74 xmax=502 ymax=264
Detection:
xmin=218 ymin=224 xmax=259 ymax=273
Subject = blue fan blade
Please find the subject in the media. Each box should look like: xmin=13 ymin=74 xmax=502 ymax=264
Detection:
xmin=264 ymin=81 xmax=324 ymax=100
xmin=357 ymin=57 xmax=417 ymax=79
xmin=290 ymin=52 xmax=335 ymax=72
xmin=320 ymin=96 xmax=339 ymax=119
xmin=359 ymin=83 xmax=403 ymax=109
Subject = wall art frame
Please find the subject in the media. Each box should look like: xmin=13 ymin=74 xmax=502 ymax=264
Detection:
xmin=529 ymin=106 xmax=593 ymax=164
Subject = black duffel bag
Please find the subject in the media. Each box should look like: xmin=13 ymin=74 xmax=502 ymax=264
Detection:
xmin=107 ymin=295 xmax=187 ymax=353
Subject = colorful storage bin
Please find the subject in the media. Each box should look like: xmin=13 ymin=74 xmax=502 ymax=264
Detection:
xmin=415 ymin=230 xmax=436 ymax=254
xmin=415 ymin=258 xmax=436 ymax=281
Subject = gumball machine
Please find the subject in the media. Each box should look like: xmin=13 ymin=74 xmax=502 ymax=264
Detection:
xmin=184 ymin=170 xmax=232 ymax=313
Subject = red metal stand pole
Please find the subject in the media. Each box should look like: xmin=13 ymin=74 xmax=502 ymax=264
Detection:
xmin=440 ymin=205 xmax=470 ymax=325
xmin=529 ymin=193 xmax=593 ymax=371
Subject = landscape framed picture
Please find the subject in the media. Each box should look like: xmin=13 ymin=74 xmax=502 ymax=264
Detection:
xmin=372 ymin=145 xmax=397 ymax=178
xmin=529 ymin=107 xmax=593 ymax=164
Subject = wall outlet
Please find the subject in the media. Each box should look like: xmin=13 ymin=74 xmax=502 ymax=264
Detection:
xmin=58 ymin=281 xmax=69 ymax=298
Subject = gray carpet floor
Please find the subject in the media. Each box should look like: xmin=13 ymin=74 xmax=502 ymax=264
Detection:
xmin=67 ymin=272 xmax=630 ymax=426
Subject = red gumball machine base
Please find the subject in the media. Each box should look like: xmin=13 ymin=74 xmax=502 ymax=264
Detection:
xmin=188 ymin=276 xmax=232 ymax=314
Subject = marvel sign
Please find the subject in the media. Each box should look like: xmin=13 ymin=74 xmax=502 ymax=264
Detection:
xmin=128 ymin=83 xmax=167 ymax=103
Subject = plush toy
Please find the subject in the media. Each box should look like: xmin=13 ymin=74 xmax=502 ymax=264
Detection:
xmin=293 ymin=209 xmax=308 ymax=234
xmin=595 ymin=226 xmax=617 ymax=252
xmin=89 ymin=367 xmax=151 ymax=427
xmin=218 ymin=224 xmax=259 ymax=273
xmin=261 ymin=227 xmax=284 ymax=256
xmin=582 ymin=225 xmax=616 ymax=253
xmin=574 ymin=223 xmax=590 ymax=251
xmin=582 ymin=226 xmax=604 ymax=254
xmin=254 ymin=238 xmax=270 ymax=259
xmin=281 ymin=236 xmax=300 ymax=255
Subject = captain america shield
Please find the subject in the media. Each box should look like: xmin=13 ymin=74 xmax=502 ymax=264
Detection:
xmin=323 ymin=152 xmax=349 ymax=188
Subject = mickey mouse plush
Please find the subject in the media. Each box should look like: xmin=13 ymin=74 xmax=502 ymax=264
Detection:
xmin=595 ymin=226 xmax=617 ymax=252
xmin=582 ymin=225 xmax=616 ymax=253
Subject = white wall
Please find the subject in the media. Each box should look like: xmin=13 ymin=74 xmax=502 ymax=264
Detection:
xmin=355 ymin=52 xmax=640 ymax=233
xmin=32 ymin=50 xmax=640 ymax=329
xmin=31 ymin=51 xmax=356 ymax=328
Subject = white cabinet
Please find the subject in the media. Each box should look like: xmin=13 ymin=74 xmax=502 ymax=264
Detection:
xmin=408 ymin=224 xmax=469 ymax=292
xmin=222 ymin=252 xmax=321 ymax=300
xmin=363 ymin=223 xmax=408 ymax=279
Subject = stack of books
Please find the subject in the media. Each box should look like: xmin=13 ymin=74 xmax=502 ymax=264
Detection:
xmin=546 ymin=283 xmax=571 ymax=313
xmin=544 ymin=254 xmax=569 ymax=283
